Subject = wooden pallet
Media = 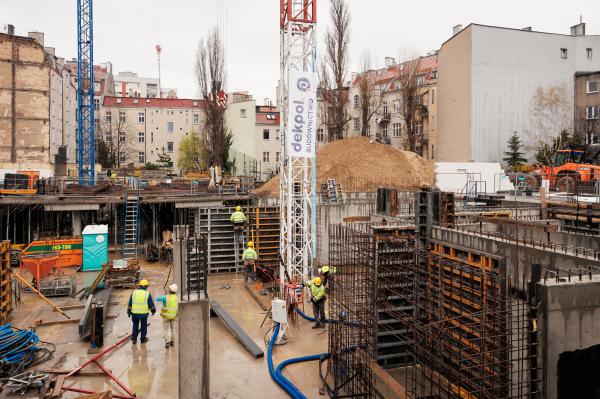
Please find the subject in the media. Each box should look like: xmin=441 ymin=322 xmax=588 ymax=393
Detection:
xmin=0 ymin=241 xmax=12 ymax=323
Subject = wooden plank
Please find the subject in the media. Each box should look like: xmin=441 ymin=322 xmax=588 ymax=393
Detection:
xmin=210 ymin=300 xmax=264 ymax=358
xmin=369 ymin=360 xmax=407 ymax=399
xmin=34 ymin=314 xmax=116 ymax=328
xmin=51 ymin=374 xmax=66 ymax=398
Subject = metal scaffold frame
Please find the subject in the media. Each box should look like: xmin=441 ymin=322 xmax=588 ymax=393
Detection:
xmin=279 ymin=0 xmax=317 ymax=282
xmin=77 ymin=0 xmax=95 ymax=186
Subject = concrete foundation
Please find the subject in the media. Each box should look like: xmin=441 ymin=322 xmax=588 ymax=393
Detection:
xmin=179 ymin=299 xmax=210 ymax=399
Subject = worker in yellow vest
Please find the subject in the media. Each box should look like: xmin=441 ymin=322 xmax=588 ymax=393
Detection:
xmin=231 ymin=206 xmax=247 ymax=245
xmin=304 ymin=276 xmax=326 ymax=329
xmin=242 ymin=241 xmax=258 ymax=284
xmin=156 ymin=284 xmax=179 ymax=349
xmin=127 ymin=279 xmax=156 ymax=344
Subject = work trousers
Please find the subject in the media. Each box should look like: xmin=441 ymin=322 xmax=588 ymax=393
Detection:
xmin=312 ymin=298 xmax=326 ymax=326
xmin=244 ymin=261 xmax=256 ymax=283
xmin=162 ymin=318 xmax=176 ymax=344
xmin=131 ymin=314 xmax=148 ymax=341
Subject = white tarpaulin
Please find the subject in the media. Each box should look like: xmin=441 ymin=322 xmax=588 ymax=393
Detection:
xmin=287 ymin=70 xmax=317 ymax=158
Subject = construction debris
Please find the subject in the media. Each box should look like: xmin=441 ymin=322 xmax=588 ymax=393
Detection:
xmin=104 ymin=259 xmax=140 ymax=288
xmin=254 ymin=136 xmax=435 ymax=197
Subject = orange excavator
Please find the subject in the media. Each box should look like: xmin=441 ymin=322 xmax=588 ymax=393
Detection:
xmin=527 ymin=148 xmax=600 ymax=192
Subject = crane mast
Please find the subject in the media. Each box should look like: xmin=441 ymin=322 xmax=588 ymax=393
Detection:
xmin=279 ymin=1 xmax=317 ymax=284
xmin=77 ymin=0 xmax=95 ymax=186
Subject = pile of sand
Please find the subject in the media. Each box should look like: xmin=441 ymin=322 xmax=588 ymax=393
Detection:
xmin=254 ymin=136 xmax=434 ymax=197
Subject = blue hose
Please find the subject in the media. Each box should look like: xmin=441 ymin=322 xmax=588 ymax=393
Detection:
xmin=267 ymin=324 xmax=304 ymax=398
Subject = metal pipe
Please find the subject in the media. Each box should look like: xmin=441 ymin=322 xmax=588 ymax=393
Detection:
xmin=93 ymin=360 xmax=135 ymax=398
xmin=66 ymin=333 xmax=132 ymax=378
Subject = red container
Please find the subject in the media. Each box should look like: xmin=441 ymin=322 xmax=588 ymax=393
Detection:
xmin=20 ymin=252 xmax=60 ymax=288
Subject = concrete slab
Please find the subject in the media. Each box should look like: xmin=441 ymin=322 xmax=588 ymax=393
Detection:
xmin=10 ymin=262 xmax=328 ymax=399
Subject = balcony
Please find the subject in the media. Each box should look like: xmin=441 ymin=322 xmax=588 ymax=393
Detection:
xmin=417 ymin=104 xmax=428 ymax=116
xmin=378 ymin=112 xmax=391 ymax=124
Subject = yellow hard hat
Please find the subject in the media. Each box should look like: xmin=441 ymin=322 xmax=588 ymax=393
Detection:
xmin=248 ymin=241 xmax=254 ymax=248
xmin=314 ymin=277 xmax=322 ymax=286
xmin=236 ymin=206 xmax=241 ymax=211
xmin=140 ymin=279 xmax=149 ymax=286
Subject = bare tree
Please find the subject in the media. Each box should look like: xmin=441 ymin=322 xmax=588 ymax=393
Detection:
xmin=355 ymin=50 xmax=383 ymax=136
xmin=196 ymin=28 xmax=228 ymax=169
xmin=97 ymin=107 xmax=137 ymax=168
xmin=575 ymin=106 xmax=600 ymax=145
xmin=527 ymin=84 xmax=573 ymax=153
xmin=319 ymin=0 xmax=351 ymax=141
xmin=394 ymin=56 xmax=424 ymax=154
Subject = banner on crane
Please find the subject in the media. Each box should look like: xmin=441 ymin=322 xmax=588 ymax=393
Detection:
xmin=287 ymin=70 xmax=317 ymax=158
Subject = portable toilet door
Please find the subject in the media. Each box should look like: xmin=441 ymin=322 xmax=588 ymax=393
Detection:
xmin=82 ymin=225 xmax=109 ymax=271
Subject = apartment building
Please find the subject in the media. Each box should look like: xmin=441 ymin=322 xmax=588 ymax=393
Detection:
xmin=0 ymin=29 xmax=77 ymax=173
xmin=113 ymin=71 xmax=176 ymax=98
xmin=574 ymin=71 xmax=600 ymax=144
xmin=100 ymin=97 xmax=205 ymax=168
xmin=226 ymin=93 xmax=281 ymax=180
xmin=437 ymin=22 xmax=600 ymax=163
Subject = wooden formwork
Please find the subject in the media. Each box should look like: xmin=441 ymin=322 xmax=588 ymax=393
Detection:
xmin=247 ymin=206 xmax=280 ymax=268
xmin=0 ymin=240 xmax=13 ymax=323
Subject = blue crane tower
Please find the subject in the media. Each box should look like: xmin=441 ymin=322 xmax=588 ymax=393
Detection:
xmin=77 ymin=0 xmax=95 ymax=186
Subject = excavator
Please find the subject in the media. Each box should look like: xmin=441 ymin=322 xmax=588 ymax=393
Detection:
xmin=526 ymin=147 xmax=600 ymax=192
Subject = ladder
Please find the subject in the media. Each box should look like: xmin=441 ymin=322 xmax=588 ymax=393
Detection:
xmin=323 ymin=179 xmax=344 ymax=204
xmin=122 ymin=181 xmax=140 ymax=259
xmin=185 ymin=235 xmax=208 ymax=298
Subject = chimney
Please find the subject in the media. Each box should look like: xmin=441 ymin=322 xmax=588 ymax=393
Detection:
xmin=4 ymin=24 xmax=15 ymax=35
xmin=44 ymin=47 xmax=55 ymax=56
xmin=385 ymin=57 xmax=396 ymax=68
xmin=570 ymin=19 xmax=586 ymax=36
xmin=27 ymin=31 xmax=44 ymax=46
xmin=452 ymin=24 xmax=463 ymax=36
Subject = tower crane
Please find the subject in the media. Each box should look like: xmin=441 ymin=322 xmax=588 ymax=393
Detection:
xmin=76 ymin=0 xmax=95 ymax=186
xmin=279 ymin=1 xmax=318 ymax=284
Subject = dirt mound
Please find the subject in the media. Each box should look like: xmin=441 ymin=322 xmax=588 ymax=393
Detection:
xmin=254 ymin=136 xmax=434 ymax=197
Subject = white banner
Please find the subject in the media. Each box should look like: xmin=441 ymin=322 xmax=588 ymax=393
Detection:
xmin=287 ymin=70 xmax=317 ymax=158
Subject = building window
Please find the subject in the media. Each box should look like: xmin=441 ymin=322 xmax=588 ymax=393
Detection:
xmin=151 ymin=132 xmax=154 ymax=143
xmin=431 ymin=116 xmax=435 ymax=130
xmin=317 ymin=129 xmax=324 ymax=142
xmin=263 ymin=152 xmax=270 ymax=162
xmin=119 ymin=111 xmax=126 ymax=123
xmin=587 ymin=80 xmax=599 ymax=94
xmin=94 ymin=118 xmax=99 ymax=130
xmin=276 ymin=152 xmax=280 ymax=163
xmin=193 ymin=113 xmax=200 ymax=125
xmin=138 ymin=132 xmax=145 ymax=143
xmin=167 ymin=141 xmax=174 ymax=152
xmin=415 ymin=124 xmax=423 ymax=135
xmin=105 ymin=133 xmax=112 ymax=142
xmin=167 ymin=122 xmax=174 ymax=133
xmin=393 ymin=123 xmax=401 ymax=137
xmin=416 ymin=75 xmax=425 ymax=85
xmin=393 ymin=100 xmax=401 ymax=113
xmin=366 ymin=125 xmax=370 ymax=136
xmin=382 ymin=124 xmax=388 ymax=138
xmin=353 ymin=95 xmax=359 ymax=109
xmin=431 ymin=89 xmax=435 ymax=104
xmin=119 ymin=131 xmax=126 ymax=142
xmin=94 ymin=98 xmax=99 ymax=111
xmin=138 ymin=112 xmax=145 ymax=123
xmin=587 ymin=48 xmax=593 ymax=59
xmin=590 ymin=132 xmax=600 ymax=144
xmin=587 ymin=106 xmax=600 ymax=120
xmin=263 ymin=129 xmax=270 ymax=140
xmin=431 ymin=70 xmax=438 ymax=79
xmin=276 ymin=129 xmax=280 ymax=140
xmin=560 ymin=48 xmax=568 ymax=59
xmin=353 ymin=118 xmax=360 ymax=132
xmin=382 ymin=101 xmax=388 ymax=117
xmin=119 ymin=153 xmax=126 ymax=163
xmin=138 ymin=152 xmax=145 ymax=163
xmin=241 ymin=109 xmax=247 ymax=118
xmin=105 ymin=111 xmax=111 ymax=122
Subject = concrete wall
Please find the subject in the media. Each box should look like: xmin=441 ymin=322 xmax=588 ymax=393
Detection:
xmin=255 ymin=122 xmax=280 ymax=180
xmin=437 ymin=25 xmax=472 ymax=162
xmin=432 ymin=226 xmax=600 ymax=291
xmin=538 ymin=277 xmax=600 ymax=399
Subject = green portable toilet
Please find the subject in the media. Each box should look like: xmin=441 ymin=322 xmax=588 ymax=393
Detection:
xmin=82 ymin=224 xmax=108 ymax=271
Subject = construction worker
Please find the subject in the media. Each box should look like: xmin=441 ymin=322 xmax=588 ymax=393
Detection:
xmin=231 ymin=205 xmax=247 ymax=245
xmin=242 ymin=241 xmax=258 ymax=284
xmin=319 ymin=264 xmax=336 ymax=288
xmin=127 ymin=279 xmax=156 ymax=344
xmin=156 ymin=284 xmax=178 ymax=349
xmin=305 ymin=276 xmax=326 ymax=329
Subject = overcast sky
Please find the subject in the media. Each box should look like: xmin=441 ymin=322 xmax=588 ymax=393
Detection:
xmin=3 ymin=0 xmax=599 ymax=102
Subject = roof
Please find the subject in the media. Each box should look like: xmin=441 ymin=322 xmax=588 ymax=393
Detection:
xmin=256 ymin=106 xmax=280 ymax=125
xmin=353 ymin=53 xmax=438 ymax=88
xmin=575 ymin=71 xmax=600 ymax=77
xmin=103 ymin=96 xmax=206 ymax=109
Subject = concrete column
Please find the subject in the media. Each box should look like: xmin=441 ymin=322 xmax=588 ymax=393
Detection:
xmin=72 ymin=211 xmax=82 ymax=236
xmin=178 ymin=299 xmax=210 ymax=399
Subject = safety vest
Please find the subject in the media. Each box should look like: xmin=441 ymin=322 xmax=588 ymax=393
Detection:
xmin=160 ymin=294 xmax=178 ymax=320
xmin=242 ymin=247 xmax=257 ymax=261
xmin=131 ymin=289 xmax=150 ymax=315
xmin=308 ymin=280 xmax=325 ymax=302
xmin=231 ymin=211 xmax=246 ymax=223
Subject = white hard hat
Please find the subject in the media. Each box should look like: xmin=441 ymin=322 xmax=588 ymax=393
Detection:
xmin=169 ymin=284 xmax=178 ymax=293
